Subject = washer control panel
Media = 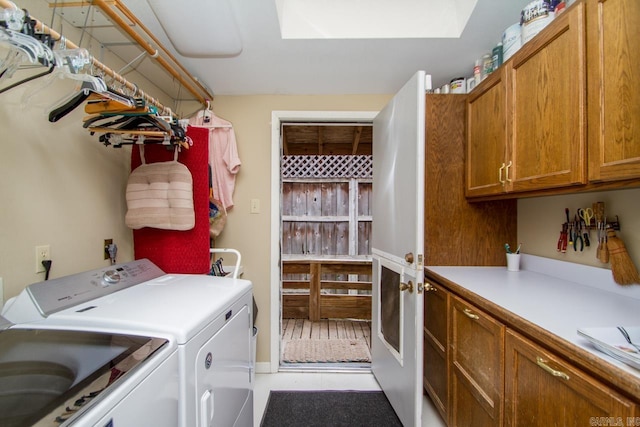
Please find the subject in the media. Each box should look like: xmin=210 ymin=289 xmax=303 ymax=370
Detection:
xmin=26 ymin=259 xmax=165 ymax=317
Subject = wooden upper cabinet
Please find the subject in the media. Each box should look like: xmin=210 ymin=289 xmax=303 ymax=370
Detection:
xmin=466 ymin=2 xmax=588 ymax=198
xmin=509 ymin=2 xmax=587 ymax=192
xmin=587 ymin=0 xmax=640 ymax=182
xmin=466 ymin=68 xmax=509 ymax=197
xmin=505 ymin=330 xmax=637 ymax=427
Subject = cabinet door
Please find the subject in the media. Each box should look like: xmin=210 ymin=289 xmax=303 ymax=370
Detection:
xmin=509 ymin=2 xmax=587 ymax=192
xmin=505 ymin=330 xmax=637 ymax=427
xmin=423 ymin=281 xmax=449 ymax=423
xmin=466 ymin=68 xmax=510 ymax=197
xmin=450 ymin=296 xmax=505 ymax=427
xmin=587 ymin=0 xmax=640 ymax=182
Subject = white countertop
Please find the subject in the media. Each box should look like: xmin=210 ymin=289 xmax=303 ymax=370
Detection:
xmin=426 ymin=255 xmax=640 ymax=380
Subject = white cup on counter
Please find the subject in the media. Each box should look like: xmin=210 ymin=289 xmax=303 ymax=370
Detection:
xmin=506 ymin=253 xmax=521 ymax=272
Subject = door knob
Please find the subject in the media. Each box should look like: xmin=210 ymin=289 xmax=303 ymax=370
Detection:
xmin=404 ymin=252 xmax=414 ymax=264
xmin=399 ymin=281 xmax=414 ymax=293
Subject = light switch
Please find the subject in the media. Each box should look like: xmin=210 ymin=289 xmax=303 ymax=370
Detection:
xmin=250 ymin=199 xmax=260 ymax=214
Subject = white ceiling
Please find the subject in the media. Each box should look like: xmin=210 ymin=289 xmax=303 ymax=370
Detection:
xmin=53 ymin=0 xmax=532 ymax=98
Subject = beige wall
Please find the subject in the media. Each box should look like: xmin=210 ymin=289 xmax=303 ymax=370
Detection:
xmin=0 ymin=0 xmax=184 ymax=300
xmin=0 ymin=86 xmax=134 ymax=297
xmin=518 ymin=188 xmax=640 ymax=269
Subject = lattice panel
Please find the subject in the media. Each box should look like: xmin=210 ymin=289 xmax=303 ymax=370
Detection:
xmin=282 ymin=155 xmax=372 ymax=179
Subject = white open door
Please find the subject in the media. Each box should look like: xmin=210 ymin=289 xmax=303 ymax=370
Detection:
xmin=371 ymin=71 xmax=425 ymax=427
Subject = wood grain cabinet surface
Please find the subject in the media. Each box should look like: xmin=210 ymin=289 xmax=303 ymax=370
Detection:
xmin=423 ymin=94 xmax=516 ymax=266
xmin=449 ymin=296 xmax=505 ymax=427
xmin=586 ymin=0 xmax=640 ymax=182
xmin=466 ymin=0 xmax=640 ymax=200
xmin=509 ymin=3 xmax=587 ymax=193
xmin=423 ymin=274 xmax=639 ymax=427
xmin=466 ymin=67 xmax=510 ymax=197
xmin=466 ymin=2 xmax=587 ymax=198
xmin=423 ymin=282 xmax=449 ymax=422
xmin=504 ymin=329 xmax=638 ymax=427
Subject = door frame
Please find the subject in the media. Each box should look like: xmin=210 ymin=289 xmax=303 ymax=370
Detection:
xmin=269 ymin=110 xmax=378 ymax=373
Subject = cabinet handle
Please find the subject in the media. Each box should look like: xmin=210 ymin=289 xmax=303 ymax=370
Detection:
xmin=498 ymin=163 xmax=506 ymax=184
xmin=425 ymin=282 xmax=437 ymax=292
xmin=536 ymin=356 xmax=570 ymax=380
xmin=505 ymin=160 xmax=513 ymax=183
xmin=463 ymin=308 xmax=479 ymax=320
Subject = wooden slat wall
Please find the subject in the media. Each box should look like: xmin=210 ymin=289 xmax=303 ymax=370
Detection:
xmin=282 ymin=260 xmax=372 ymax=321
xmin=358 ymin=182 xmax=372 ymax=255
xmin=282 ymin=182 xmax=355 ymax=256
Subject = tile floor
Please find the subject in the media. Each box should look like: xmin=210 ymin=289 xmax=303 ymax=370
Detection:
xmin=254 ymin=371 xmax=446 ymax=427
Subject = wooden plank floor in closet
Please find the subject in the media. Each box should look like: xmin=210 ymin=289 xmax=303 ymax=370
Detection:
xmin=281 ymin=318 xmax=371 ymax=348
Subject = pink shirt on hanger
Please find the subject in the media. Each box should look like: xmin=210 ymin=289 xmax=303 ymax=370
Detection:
xmin=189 ymin=111 xmax=241 ymax=210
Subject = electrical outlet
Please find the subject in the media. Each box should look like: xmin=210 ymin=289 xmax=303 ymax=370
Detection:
xmin=104 ymin=239 xmax=113 ymax=260
xmin=35 ymin=245 xmax=50 ymax=273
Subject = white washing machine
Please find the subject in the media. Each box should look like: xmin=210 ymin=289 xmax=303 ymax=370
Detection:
xmin=2 ymin=258 xmax=254 ymax=427
xmin=0 ymin=315 xmax=179 ymax=427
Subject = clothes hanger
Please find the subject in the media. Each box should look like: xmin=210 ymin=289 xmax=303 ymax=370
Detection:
xmin=15 ymin=45 xmax=137 ymax=121
xmin=47 ymin=76 xmax=138 ymax=122
xmin=192 ymin=101 xmax=233 ymax=129
xmin=81 ymin=105 xmax=160 ymax=129
xmin=0 ymin=28 xmax=41 ymax=79
xmin=48 ymin=78 xmax=108 ymax=122
xmin=0 ymin=8 xmax=54 ymax=68
xmin=90 ymin=113 xmax=190 ymax=148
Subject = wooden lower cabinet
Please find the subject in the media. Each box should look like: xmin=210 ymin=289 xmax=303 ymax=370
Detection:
xmin=422 ymin=279 xmax=639 ymax=426
xmin=423 ymin=282 xmax=449 ymax=422
xmin=450 ymin=296 xmax=505 ymax=427
xmin=504 ymin=330 xmax=637 ymax=427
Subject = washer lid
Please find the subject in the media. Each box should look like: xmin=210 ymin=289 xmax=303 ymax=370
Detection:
xmin=0 ymin=327 xmax=169 ymax=427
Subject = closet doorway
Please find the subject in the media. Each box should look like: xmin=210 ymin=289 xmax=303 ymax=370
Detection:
xmin=269 ymin=111 xmax=377 ymax=372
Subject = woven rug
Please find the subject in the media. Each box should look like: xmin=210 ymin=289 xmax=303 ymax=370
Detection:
xmin=261 ymin=391 xmax=402 ymax=426
xmin=282 ymin=339 xmax=371 ymax=363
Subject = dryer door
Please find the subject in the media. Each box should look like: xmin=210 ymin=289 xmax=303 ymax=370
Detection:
xmin=195 ymin=303 xmax=252 ymax=427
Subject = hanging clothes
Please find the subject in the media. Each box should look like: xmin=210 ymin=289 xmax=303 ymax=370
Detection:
xmin=189 ymin=109 xmax=241 ymax=210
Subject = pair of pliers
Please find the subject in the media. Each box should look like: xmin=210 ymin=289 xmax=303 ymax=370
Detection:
xmin=581 ymin=219 xmax=591 ymax=247
xmin=557 ymin=223 xmax=568 ymax=253
xmin=573 ymin=216 xmax=584 ymax=251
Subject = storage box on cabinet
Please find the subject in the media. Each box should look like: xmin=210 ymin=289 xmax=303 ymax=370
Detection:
xmin=505 ymin=329 xmax=638 ymax=427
